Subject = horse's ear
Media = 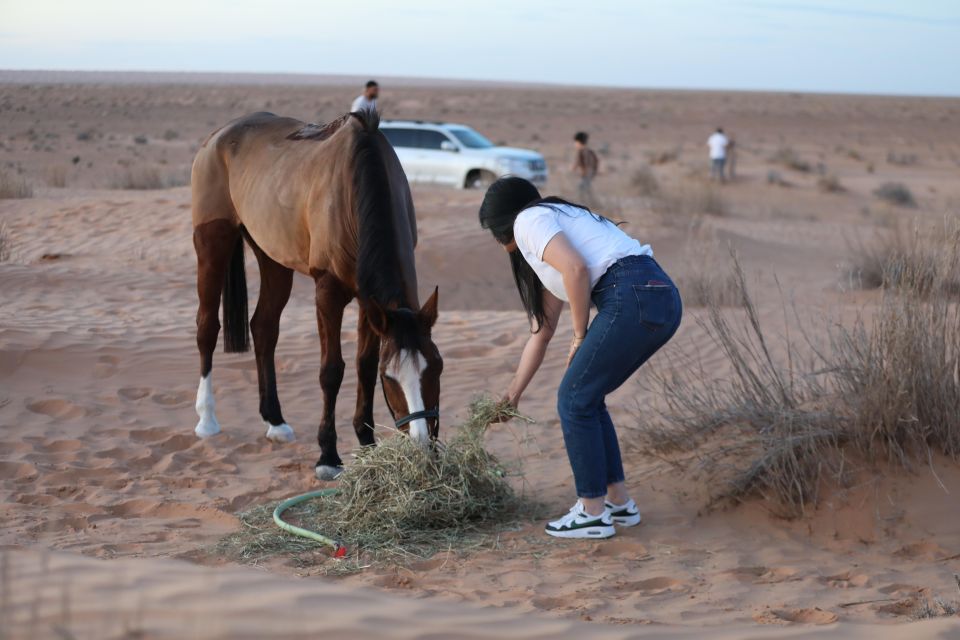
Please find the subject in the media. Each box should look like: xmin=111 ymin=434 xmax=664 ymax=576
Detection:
xmin=419 ymin=286 xmax=439 ymax=330
xmin=366 ymin=300 xmax=390 ymax=337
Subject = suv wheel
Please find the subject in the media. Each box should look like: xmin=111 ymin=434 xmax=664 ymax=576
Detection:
xmin=465 ymin=170 xmax=497 ymax=190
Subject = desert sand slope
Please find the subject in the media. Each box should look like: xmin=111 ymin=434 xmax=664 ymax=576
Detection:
xmin=2 ymin=547 xmax=959 ymax=640
xmin=3 ymin=74 xmax=960 ymax=636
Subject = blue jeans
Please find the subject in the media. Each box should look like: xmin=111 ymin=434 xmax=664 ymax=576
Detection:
xmin=557 ymin=255 xmax=682 ymax=498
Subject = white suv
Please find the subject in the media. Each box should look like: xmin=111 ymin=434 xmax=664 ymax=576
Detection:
xmin=380 ymin=120 xmax=548 ymax=189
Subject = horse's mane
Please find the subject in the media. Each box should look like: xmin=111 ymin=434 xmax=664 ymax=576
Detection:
xmin=352 ymin=109 xmax=409 ymax=310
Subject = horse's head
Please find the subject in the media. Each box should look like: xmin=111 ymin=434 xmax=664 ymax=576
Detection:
xmin=366 ymin=287 xmax=442 ymax=443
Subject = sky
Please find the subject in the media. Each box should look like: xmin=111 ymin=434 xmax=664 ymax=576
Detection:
xmin=2 ymin=0 xmax=959 ymax=96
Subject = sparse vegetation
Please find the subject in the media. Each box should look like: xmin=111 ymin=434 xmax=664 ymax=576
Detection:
xmin=640 ymin=237 xmax=960 ymax=517
xmin=766 ymin=170 xmax=788 ymax=187
xmin=110 ymin=167 xmax=188 ymax=190
xmin=817 ymin=174 xmax=845 ymax=193
xmin=629 ymin=164 xmax=660 ymax=197
xmin=887 ymin=151 xmax=919 ymax=166
xmin=873 ymin=182 xmax=916 ymax=207
xmin=770 ymin=147 xmax=811 ymax=172
xmin=162 ymin=129 xmax=179 ymax=141
xmin=0 ymin=171 xmax=33 ymax=199
xmin=0 ymin=223 xmax=11 ymax=262
xmin=46 ymin=165 xmax=67 ymax=188
xmin=673 ymin=241 xmax=744 ymax=308
xmin=646 ymin=148 xmax=680 ymax=166
xmin=133 ymin=134 xmax=149 ymax=145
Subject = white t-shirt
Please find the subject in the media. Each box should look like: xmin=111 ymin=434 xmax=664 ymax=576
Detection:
xmin=708 ymin=132 xmax=728 ymax=159
xmin=351 ymin=95 xmax=377 ymax=113
xmin=512 ymin=204 xmax=652 ymax=302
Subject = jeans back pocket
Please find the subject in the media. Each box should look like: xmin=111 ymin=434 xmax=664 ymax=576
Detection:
xmin=633 ymin=282 xmax=676 ymax=330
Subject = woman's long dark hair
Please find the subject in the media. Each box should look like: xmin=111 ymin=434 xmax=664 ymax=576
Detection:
xmin=478 ymin=176 xmax=608 ymax=332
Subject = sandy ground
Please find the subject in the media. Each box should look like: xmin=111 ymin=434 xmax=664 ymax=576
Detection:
xmin=2 ymin=71 xmax=960 ymax=638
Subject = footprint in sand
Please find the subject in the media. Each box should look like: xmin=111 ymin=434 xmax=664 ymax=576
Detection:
xmin=118 ymin=387 xmax=151 ymax=401
xmin=617 ymin=576 xmax=688 ymax=597
xmin=93 ymin=354 xmax=120 ymax=379
xmin=444 ymin=345 xmax=494 ymax=359
xmin=151 ymin=390 xmax=192 ymax=407
xmin=727 ymin=565 xmax=800 ymax=584
xmin=820 ymin=570 xmax=870 ymax=589
xmin=753 ymin=607 xmax=838 ymax=625
xmin=27 ymin=398 xmax=88 ymax=420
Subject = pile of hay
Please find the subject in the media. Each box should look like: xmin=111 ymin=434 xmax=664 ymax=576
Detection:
xmin=219 ymin=396 xmax=537 ymax=565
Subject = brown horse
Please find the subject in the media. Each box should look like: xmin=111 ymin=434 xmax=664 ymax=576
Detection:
xmin=190 ymin=110 xmax=442 ymax=480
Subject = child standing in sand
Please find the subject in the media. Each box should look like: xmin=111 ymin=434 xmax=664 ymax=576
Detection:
xmin=479 ymin=177 xmax=682 ymax=539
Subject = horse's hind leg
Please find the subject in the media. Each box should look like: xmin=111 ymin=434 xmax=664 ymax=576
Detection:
xmin=193 ymin=219 xmax=243 ymax=438
xmin=248 ymin=238 xmax=295 ymax=443
xmin=313 ymin=272 xmax=351 ymax=480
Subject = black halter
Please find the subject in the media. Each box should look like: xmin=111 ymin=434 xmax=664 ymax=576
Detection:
xmin=394 ymin=408 xmax=440 ymax=429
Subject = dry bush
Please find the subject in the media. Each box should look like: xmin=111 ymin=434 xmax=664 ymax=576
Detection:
xmin=46 ymin=165 xmax=67 ymax=188
xmin=111 ymin=167 xmax=190 ymax=190
xmin=653 ymin=178 xmax=727 ymax=219
xmin=887 ymin=151 xmax=919 ymax=166
xmin=767 ymin=170 xmax=789 ymax=187
xmin=829 ymin=235 xmax=960 ymax=462
xmin=646 ymin=148 xmax=680 ymax=166
xmin=847 ymin=222 xmax=960 ymax=295
xmin=0 ymin=223 xmax=12 ymax=262
xmin=873 ymin=182 xmax=916 ymax=208
xmin=770 ymin=147 xmax=811 ymax=173
xmin=0 ymin=171 xmax=33 ymax=199
xmin=817 ymin=174 xmax=845 ymax=193
xmin=162 ymin=129 xmax=179 ymax=141
xmin=629 ymin=165 xmax=660 ymax=197
xmin=673 ymin=237 xmax=744 ymax=308
xmin=641 ymin=236 xmax=960 ymax=517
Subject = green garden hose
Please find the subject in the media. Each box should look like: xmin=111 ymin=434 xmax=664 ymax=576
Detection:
xmin=272 ymin=488 xmax=347 ymax=558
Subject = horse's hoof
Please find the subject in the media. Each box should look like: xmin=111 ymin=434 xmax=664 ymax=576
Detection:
xmin=195 ymin=418 xmax=221 ymax=439
xmin=265 ymin=423 xmax=295 ymax=443
xmin=315 ymin=465 xmax=343 ymax=481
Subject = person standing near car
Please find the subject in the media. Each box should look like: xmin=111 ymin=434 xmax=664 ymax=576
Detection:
xmin=478 ymin=176 xmax=682 ymax=539
xmin=572 ymin=132 xmax=599 ymax=206
xmin=351 ymin=80 xmax=379 ymax=113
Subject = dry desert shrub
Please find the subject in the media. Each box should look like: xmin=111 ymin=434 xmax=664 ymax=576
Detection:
xmin=653 ymin=177 xmax=727 ymax=219
xmin=0 ymin=171 xmax=33 ymax=199
xmin=886 ymin=151 xmax=919 ymax=166
xmin=673 ymin=236 xmax=744 ymax=308
xmin=817 ymin=174 xmax=845 ymax=193
xmin=646 ymin=148 xmax=680 ymax=166
xmin=847 ymin=221 xmax=960 ymax=295
xmin=629 ymin=164 xmax=660 ymax=197
xmin=641 ymin=240 xmax=960 ymax=517
xmin=770 ymin=147 xmax=812 ymax=173
xmin=0 ymin=223 xmax=12 ymax=262
xmin=110 ymin=167 xmax=189 ymax=190
xmin=873 ymin=182 xmax=916 ymax=208
xmin=46 ymin=165 xmax=67 ymax=188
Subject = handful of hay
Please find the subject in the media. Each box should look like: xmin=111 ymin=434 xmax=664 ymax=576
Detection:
xmin=219 ymin=396 xmax=537 ymax=564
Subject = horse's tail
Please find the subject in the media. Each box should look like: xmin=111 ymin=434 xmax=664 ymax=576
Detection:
xmin=222 ymin=232 xmax=250 ymax=353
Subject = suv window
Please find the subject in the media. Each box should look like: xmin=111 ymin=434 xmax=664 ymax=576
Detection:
xmin=382 ymin=128 xmax=419 ymax=148
xmin=419 ymin=130 xmax=451 ymax=150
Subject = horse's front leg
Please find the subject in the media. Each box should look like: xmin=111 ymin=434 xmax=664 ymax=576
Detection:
xmin=313 ymin=273 xmax=351 ymax=481
xmin=352 ymin=307 xmax=380 ymax=448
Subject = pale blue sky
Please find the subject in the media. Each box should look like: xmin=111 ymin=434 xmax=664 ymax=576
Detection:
xmin=2 ymin=0 xmax=958 ymax=95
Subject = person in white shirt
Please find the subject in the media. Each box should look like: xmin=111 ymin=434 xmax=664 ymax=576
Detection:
xmin=479 ymin=177 xmax=683 ymax=540
xmin=707 ymin=127 xmax=729 ymax=183
xmin=351 ymin=80 xmax=379 ymax=113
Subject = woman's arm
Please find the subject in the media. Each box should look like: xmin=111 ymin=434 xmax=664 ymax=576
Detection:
xmin=541 ymin=232 xmax=590 ymax=341
xmin=504 ymin=291 xmax=563 ymax=408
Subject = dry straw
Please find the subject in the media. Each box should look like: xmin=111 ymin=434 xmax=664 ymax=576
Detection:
xmin=218 ymin=396 xmax=541 ymax=567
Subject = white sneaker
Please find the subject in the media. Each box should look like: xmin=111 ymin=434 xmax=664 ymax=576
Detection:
xmin=544 ymin=500 xmax=615 ymax=539
xmin=605 ymin=498 xmax=642 ymax=527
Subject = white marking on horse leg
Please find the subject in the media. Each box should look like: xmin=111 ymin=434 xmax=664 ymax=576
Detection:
xmin=194 ymin=374 xmax=221 ymax=438
xmin=264 ymin=421 xmax=295 ymax=443
xmin=395 ymin=351 xmax=429 ymax=444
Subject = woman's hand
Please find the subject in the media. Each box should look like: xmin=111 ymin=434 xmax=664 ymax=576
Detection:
xmin=566 ymin=334 xmax=585 ymax=368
